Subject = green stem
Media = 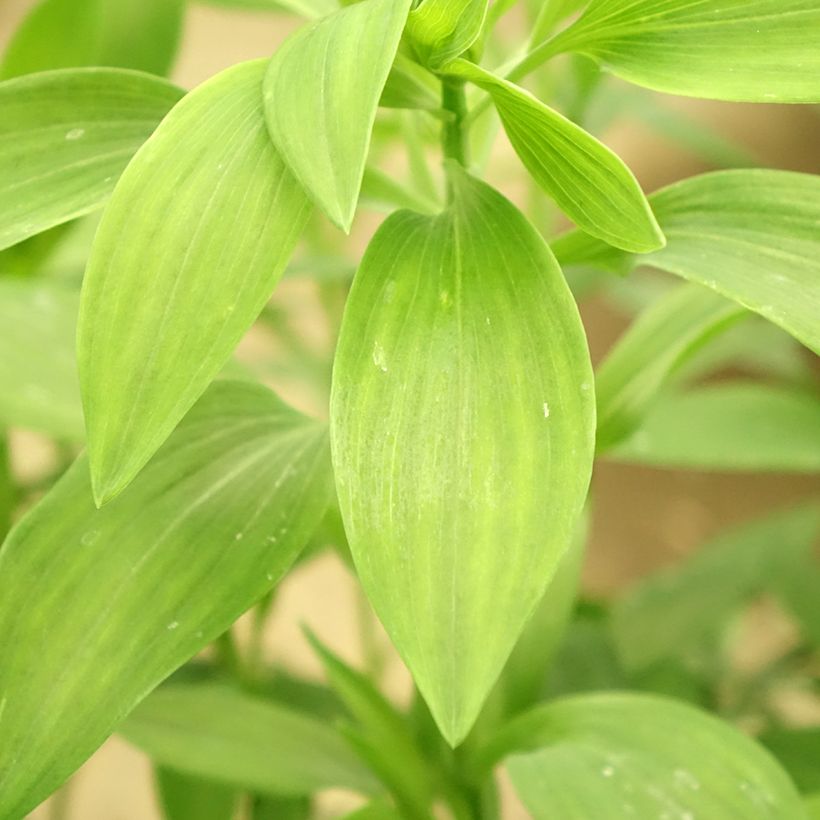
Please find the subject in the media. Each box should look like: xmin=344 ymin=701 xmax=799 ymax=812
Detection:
xmin=441 ymin=77 xmax=469 ymax=169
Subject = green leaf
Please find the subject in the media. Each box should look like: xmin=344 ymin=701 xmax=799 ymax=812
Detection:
xmin=760 ymin=729 xmax=820 ymax=795
xmin=595 ymin=284 xmax=744 ymax=451
xmin=122 ymin=684 xmax=377 ymax=797
xmin=0 ymin=380 xmax=333 ymax=818
xmin=808 ymin=795 xmax=820 ymax=820
xmin=344 ymin=801 xmax=403 ymax=820
xmin=263 ymin=0 xmax=412 ymax=231
xmin=0 ymin=435 xmax=12 ymax=540
xmin=78 ymin=60 xmax=311 ymax=506
xmin=496 ymin=693 xmax=806 ymax=819
xmin=610 ymin=504 xmax=820 ymax=671
xmin=155 ymin=767 xmax=237 ymax=820
xmin=0 ymin=279 xmax=83 ymax=438
xmin=550 ymin=0 xmax=820 ymax=103
xmin=0 ymin=68 xmax=183 ymax=251
xmin=772 ymin=557 xmax=820 ymax=646
xmin=531 ymin=0 xmax=587 ymax=45
xmin=379 ymin=54 xmax=440 ymax=112
xmin=0 ymin=0 xmax=185 ymax=80
xmin=553 ymin=170 xmax=820 ymax=356
xmin=444 ymin=60 xmax=664 ymax=253
xmin=407 ymin=0 xmax=488 ymax=69
xmin=198 ymin=0 xmax=337 ymax=16
xmin=331 ymin=166 xmax=595 ymax=745
xmin=611 ymin=383 xmax=820 ymax=473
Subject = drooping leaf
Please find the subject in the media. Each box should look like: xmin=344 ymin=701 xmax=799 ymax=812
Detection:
xmin=444 ymin=60 xmax=664 ymax=253
xmin=155 ymin=767 xmax=238 ymax=820
xmin=263 ymin=0 xmax=412 ymax=231
xmin=595 ymin=284 xmax=744 ymax=451
xmin=331 ymin=166 xmax=595 ymax=745
xmin=0 ymin=380 xmax=333 ymax=818
xmin=0 ymin=0 xmax=185 ymax=80
xmin=0 ymin=68 xmax=183 ymax=251
xmin=493 ymin=694 xmax=805 ymax=819
xmin=611 ymin=383 xmax=820 ymax=473
xmin=553 ymin=170 xmax=820 ymax=355
xmin=407 ymin=0 xmax=488 ymax=69
xmin=0 ymin=279 xmax=83 ymax=438
xmin=548 ymin=0 xmax=820 ymax=103
xmin=122 ymin=684 xmax=377 ymax=797
xmin=610 ymin=504 xmax=820 ymax=671
xmin=78 ymin=60 xmax=311 ymax=505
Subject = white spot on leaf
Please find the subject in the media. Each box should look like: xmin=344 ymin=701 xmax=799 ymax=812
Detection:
xmin=65 ymin=128 xmax=85 ymax=141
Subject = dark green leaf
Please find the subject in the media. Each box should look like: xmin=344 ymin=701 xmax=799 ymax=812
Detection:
xmin=78 ymin=60 xmax=311 ymax=505
xmin=331 ymin=166 xmax=595 ymax=744
xmin=155 ymin=767 xmax=237 ymax=820
xmin=0 ymin=380 xmax=333 ymax=818
xmin=760 ymin=729 xmax=820 ymax=795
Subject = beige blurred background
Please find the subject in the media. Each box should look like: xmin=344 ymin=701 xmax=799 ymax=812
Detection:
xmin=1 ymin=0 xmax=819 ymax=816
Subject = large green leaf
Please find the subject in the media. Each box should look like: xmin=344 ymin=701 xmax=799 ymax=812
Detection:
xmin=0 ymin=380 xmax=333 ymax=818
xmin=406 ymin=0 xmax=488 ymax=69
xmin=122 ymin=684 xmax=377 ymax=796
xmin=0 ymin=68 xmax=182 ymax=251
xmin=610 ymin=504 xmax=820 ymax=671
xmin=595 ymin=284 xmax=744 ymax=451
xmin=331 ymin=166 xmax=595 ymax=745
xmin=262 ymin=0 xmax=412 ymax=231
xmin=612 ymin=383 xmax=820 ymax=473
xmin=549 ymin=0 xmax=820 ymax=103
xmin=492 ymin=694 xmax=806 ymax=819
xmin=155 ymin=767 xmax=237 ymax=820
xmin=444 ymin=60 xmax=664 ymax=253
xmin=553 ymin=170 xmax=820 ymax=355
xmin=78 ymin=60 xmax=311 ymax=506
xmin=0 ymin=0 xmax=184 ymax=80
xmin=199 ymin=0 xmax=337 ymax=15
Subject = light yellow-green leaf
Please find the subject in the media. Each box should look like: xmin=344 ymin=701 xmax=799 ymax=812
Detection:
xmin=78 ymin=60 xmax=311 ymax=506
xmin=407 ymin=0 xmax=488 ymax=69
xmin=445 ymin=60 xmax=664 ymax=253
xmin=198 ymin=0 xmax=337 ymax=16
xmin=549 ymin=0 xmax=820 ymax=103
xmin=0 ymin=380 xmax=333 ymax=819
xmin=262 ymin=0 xmax=412 ymax=231
xmin=0 ymin=68 xmax=183 ymax=251
xmin=331 ymin=166 xmax=595 ymax=745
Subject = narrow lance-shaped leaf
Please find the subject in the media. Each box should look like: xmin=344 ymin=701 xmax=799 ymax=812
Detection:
xmin=122 ymin=684 xmax=377 ymax=797
xmin=0 ymin=68 xmax=183 ymax=251
xmin=0 ymin=380 xmax=334 ymax=819
xmin=444 ymin=60 xmax=664 ymax=253
xmin=486 ymin=694 xmax=806 ymax=819
xmin=263 ymin=0 xmax=412 ymax=231
xmin=0 ymin=0 xmax=185 ymax=80
xmin=547 ymin=0 xmax=820 ymax=103
xmin=552 ymin=170 xmax=820 ymax=356
xmin=331 ymin=166 xmax=595 ymax=745
xmin=78 ymin=60 xmax=312 ymax=506
xmin=406 ymin=0 xmax=489 ymax=69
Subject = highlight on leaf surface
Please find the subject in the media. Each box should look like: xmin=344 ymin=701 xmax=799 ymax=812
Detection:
xmin=0 ymin=380 xmax=333 ymax=819
xmin=78 ymin=59 xmax=311 ymax=506
xmin=263 ymin=0 xmax=412 ymax=231
xmin=0 ymin=68 xmax=183 ymax=252
xmin=331 ymin=165 xmax=595 ymax=745
xmin=444 ymin=59 xmax=665 ymax=253
xmin=548 ymin=0 xmax=820 ymax=103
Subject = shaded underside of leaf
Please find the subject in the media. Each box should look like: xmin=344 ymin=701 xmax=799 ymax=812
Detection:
xmin=0 ymin=380 xmax=333 ymax=818
xmin=78 ymin=59 xmax=311 ymax=505
xmin=331 ymin=167 xmax=595 ymax=745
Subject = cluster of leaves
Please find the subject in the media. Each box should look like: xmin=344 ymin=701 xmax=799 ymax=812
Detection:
xmin=0 ymin=0 xmax=819 ymax=818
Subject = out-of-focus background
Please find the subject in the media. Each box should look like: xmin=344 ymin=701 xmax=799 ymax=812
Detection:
xmin=2 ymin=0 xmax=819 ymax=817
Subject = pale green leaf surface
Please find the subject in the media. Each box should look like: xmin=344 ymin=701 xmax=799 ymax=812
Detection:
xmin=198 ymin=0 xmax=337 ymax=16
xmin=407 ymin=0 xmax=488 ymax=68
xmin=445 ymin=60 xmax=664 ymax=253
xmin=552 ymin=170 xmax=820 ymax=355
xmin=612 ymin=383 xmax=820 ymax=473
xmin=155 ymin=767 xmax=237 ymax=820
xmin=78 ymin=60 xmax=311 ymax=505
xmin=331 ymin=167 xmax=595 ymax=745
xmin=0 ymin=68 xmax=183 ymax=251
xmin=595 ymin=284 xmax=744 ymax=450
xmin=263 ymin=0 xmax=412 ymax=231
xmin=0 ymin=380 xmax=333 ymax=818
xmin=610 ymin=504 xmax=820 ymax=670
xmin=531 ymin=0 xmax=587 ymax=45
xmin=498 ymin=694 xmax=806 ymax=819
xmin=379 ymin=53 xmax=440 ymax=111
xmin=122 ymin=684 xmax=377 ymax=796
xmin=808 ymin=795 xmax=820 ymax=820
xmin=550 ymin=0 xmax=820 ymax=103
xmin=0 ymin=0 xmax=185 ymax=80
